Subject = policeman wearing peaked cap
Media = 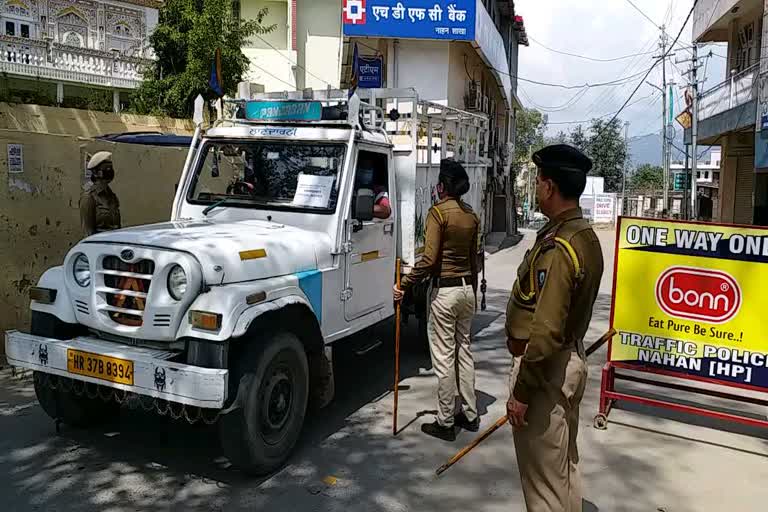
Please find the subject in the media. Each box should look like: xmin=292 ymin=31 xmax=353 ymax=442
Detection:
xmin=80 ymin=151 xmax=121 ymax=236
xmin=505 ymin=144 xmax=604 ymax=511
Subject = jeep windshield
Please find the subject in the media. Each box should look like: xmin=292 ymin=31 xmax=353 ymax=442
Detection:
xmin=188 ymin=140 xmax=346 ymax=214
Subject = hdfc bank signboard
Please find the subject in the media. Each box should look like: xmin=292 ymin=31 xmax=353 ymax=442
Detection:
xmin=342 ymin=0 xmax=476 ymax=41
xmin=611 ymin=218 xmax=768 ymax=390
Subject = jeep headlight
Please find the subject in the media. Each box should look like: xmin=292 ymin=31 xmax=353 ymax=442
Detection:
xmin=72 ymin=254 xmax=91 ymax=287
xmin=167 ymin=265 xmax=188 ymax=301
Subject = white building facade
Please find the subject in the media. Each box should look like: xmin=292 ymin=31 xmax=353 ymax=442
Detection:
xmin=0 ymin=0 xmax=158 ymax=112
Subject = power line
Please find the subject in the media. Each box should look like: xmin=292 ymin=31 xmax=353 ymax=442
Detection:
xmin=580 ymin=35 xmax=659 ymax=121
xmin=545 ymin=93 xmax=658 ymax=125
xmin=623 ymin=0 xmax=696 ymax=57
xmin=253 ymin=33 xmax=333 ymax=87
xmin=510 ymin=66 xmax=655 ymax=89
xmin=601 ymin=1 xmax=697 ymax=132
xmin=519 ymin=85 xmax=590 ymax=112
xmin=623 ymin=0 xmax=662 ymax=28
xmin=528 ymin=36 xmax=656 ymax=62
xmin=249 ymin=62 xmax=296 ymax=89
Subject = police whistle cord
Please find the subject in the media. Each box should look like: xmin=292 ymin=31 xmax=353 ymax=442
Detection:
xmin=435 ymin=329 xmax=617 ymax=476
xmin=393 ymin=257 xmax=403 ymax=436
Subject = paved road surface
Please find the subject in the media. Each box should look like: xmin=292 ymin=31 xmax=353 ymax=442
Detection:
xmin=1 ymin=227 xmax=767 ymax=511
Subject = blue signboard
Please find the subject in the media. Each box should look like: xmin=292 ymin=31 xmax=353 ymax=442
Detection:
xmin=245 ymin=101 xmax=323 ymax=121
xmin=756 ymin=132 xmax=768 ymax=169
xmin=358 ymin=55 xmax=383 ymax=88
xmin=342 ymin=0 xmax=476 ymax=41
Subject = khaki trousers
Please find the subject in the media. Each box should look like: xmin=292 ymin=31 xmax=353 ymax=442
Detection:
xmin=511 ymin=349 xmax=588 ymax=512
xmin=427 ymin=283 xmax=477 ymax=427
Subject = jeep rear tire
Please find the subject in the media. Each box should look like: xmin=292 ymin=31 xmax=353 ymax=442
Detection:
xmin=219 ymin=331 xmax=309 ymax=475
xmin=33 ymin=373 xmax=118 ymax=427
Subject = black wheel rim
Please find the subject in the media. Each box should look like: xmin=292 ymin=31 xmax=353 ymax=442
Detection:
xmin=260 ymin=363 xmax=294 ymax=445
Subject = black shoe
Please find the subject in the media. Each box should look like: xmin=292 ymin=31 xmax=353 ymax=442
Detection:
xmin=421 ymin=421 xmax=456 ymax=442
xmin=455 ymin=412 xmax=480 ymax=432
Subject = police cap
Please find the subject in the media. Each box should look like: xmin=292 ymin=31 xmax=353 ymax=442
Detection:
xmin=532 ymin=144 xmax=592 ymax=175
xmin=87 ymin=151 xmax=113 ymax=170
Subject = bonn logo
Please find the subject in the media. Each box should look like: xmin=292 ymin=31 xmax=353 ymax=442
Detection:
xmin=655 ymin=266 xmax=741 ymax=323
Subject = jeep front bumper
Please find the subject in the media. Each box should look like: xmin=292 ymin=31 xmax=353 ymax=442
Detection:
xmin=5 ymin=330 xmax=228 ymax=409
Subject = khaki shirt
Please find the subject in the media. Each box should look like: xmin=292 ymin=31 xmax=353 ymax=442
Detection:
xmin=505 ymin=208 xmax=603 ymax=403
xmin=79 ymin=183 xmax=121 ymax=236
xmin=401 ymin=198 xmax=479 ymax=290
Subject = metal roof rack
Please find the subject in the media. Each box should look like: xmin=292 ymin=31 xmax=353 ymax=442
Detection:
xmin=218 ymin=89 xmax=388 ymax=139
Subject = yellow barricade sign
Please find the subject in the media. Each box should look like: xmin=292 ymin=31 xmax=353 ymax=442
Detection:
xmin=611 ymin=217 xmax=768 ymax=390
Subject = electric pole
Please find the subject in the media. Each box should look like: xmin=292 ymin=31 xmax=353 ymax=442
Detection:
xmin=690 ymin=44 xmax=699 ymax=219
xmin=676 ymin=42 xmax=702 ymax=221
xmin=661 ymin=28 xmax=669 ymax=213
xmin=622 ymin=121 xmax=629 ymax=216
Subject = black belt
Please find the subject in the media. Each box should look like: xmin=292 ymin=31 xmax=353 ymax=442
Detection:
xmin=432 ymin=276 xmax=472 ymax=288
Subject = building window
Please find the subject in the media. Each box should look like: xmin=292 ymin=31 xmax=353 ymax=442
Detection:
xmin=5 ymin=22 xmax=14 ymax=36
xmin=232 ymin=0 xmax=241 ymax=22
xmin=20 ymin=24 xmax=29 ymax=38
xmin=736 ymin=21 xmax=755 ymax=71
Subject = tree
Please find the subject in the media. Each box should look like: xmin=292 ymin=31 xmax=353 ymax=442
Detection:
xmin=586 ymin=118 xmax=627 ymax=192
xmin=545 ymin=130 xmax=568 ymax=145
xmin=569 ymin=125 xmax=588 ymax=153
xmin=514 ymin=108 xmax=546 ymax=168
xmin=630 ymin=164 xmax=663 ymax=192
xmin=131 ymin=0 xmax=275 ymax=118
xmin=513 ymin=108 xmax=546 ymax=214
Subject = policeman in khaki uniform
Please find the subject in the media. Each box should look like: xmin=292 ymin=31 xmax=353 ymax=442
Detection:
xmin=505 ymin=145 xmax=604 ymax=511
xmin=393 ymin=159 xmax=480 ymax=442
xmin=80 ymin=151 xmax=121 ymax=236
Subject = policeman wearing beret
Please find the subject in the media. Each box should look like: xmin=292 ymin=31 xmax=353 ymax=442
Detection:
xmin=394 ymin=158 xmax=481 ymax=442
xmin=505 ymin=144 xmax=604 ymax=511
xmin=80 ymin=151 xmax=121 ymax=236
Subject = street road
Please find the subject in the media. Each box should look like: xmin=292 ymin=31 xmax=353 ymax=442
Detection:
xmin=1 ymin=227 xmax=767 ymax=511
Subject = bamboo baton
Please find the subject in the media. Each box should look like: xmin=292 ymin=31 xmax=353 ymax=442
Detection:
xmin=585 ymin=328 xmax=616 ymax=357
xmin=393 ymin=258 xmax=402 ymax=436
xmin=435 ymin=329 xmax=616 ymax=476
xmin=436 ymin=415 xmax=508 ymax=476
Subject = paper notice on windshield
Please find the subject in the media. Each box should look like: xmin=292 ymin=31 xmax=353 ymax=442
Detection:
xmin=293 ymin=174 xmax=334 ymax=208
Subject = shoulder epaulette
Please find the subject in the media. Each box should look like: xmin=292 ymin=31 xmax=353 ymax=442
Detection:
xmin=429 ymin=205 xmax=445 ymax=224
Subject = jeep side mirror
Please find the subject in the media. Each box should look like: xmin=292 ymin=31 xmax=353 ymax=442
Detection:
xmin=354 ymin=188 xmax=374 ymax=222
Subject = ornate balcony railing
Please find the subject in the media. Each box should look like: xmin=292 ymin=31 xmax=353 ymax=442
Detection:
xmin=0 ymin=35 xmax=151 ymax=89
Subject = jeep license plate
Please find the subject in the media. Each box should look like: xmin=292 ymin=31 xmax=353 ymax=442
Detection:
xmin=67 ymin=349 xmax=134 ymax=386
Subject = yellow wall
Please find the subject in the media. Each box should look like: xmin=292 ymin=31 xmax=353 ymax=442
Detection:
xmin=0 ymin=103 xmax=194 ymax=137
xmin=1 ymin=130 xmax=188 ymax=353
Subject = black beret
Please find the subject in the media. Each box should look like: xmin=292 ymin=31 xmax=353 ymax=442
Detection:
xmin=439 ymin=158 xmax=469 ymax=181
xmin=532 ymin=144 xmax=592 ymax=174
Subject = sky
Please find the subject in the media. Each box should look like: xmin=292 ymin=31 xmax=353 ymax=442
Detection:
xmin=514 ymin=0 xmax=726 ymax=138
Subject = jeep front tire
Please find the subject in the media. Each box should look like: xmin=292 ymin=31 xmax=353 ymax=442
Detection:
xmin=219 ymin=331 xmax=309 ymax=475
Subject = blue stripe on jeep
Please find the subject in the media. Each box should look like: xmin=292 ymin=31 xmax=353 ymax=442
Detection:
xmin=296 ymin=270 xmax=322 ymax=323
